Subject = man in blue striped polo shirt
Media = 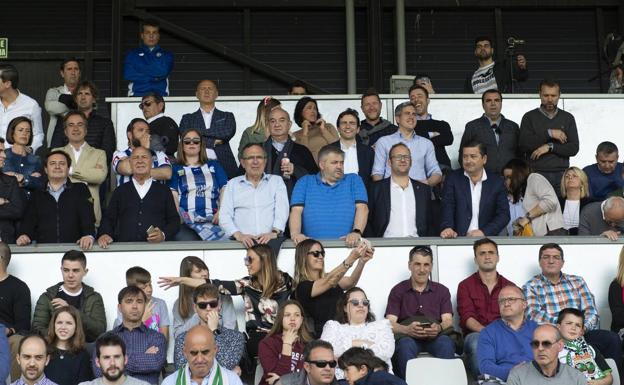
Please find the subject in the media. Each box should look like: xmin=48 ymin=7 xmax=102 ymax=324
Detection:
xmin=289 ymin=145 xmax=368 ymax=247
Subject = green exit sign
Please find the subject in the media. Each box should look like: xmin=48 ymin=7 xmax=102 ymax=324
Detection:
xmin=0 ymin=39 xmax=7 ymax=59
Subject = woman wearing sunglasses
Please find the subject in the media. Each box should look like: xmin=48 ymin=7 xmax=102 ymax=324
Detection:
xmin=160 ymin=244 xmax=292 ymax=362
xmin=320 ymin=287 xmax=394 ymax=380
xmin=258 ymin=300 xmax=313 ymax=385
xmin=293 ymin=239 xmax=373 ymax=337
xmin=169 ymin=128 xmax=229 ymax=241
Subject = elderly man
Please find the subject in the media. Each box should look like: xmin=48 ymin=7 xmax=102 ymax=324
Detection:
xmin=179 ymin=79 xmax=237 ymax=178
xmin=220 ymin=143 xmax=288 ymax=253
xmin=45 ymin=59 xmax=80 ymax=147
xmin=506 ymin=325 xmax=586 ymax=385
xmin=460 ymin=89 xmax=520 ymax=174
xmin=98 ymin=146 xmax=179 ymax=247
xmin=289 ymin=145 xmax=368 ymax=247
xmin=163 ymin=325 xmax=242 ymax=385
xmin=579 ymin=196 xmax=624 ymax=240
xmin=11 ymin=334 xmax=57 ymax=385
xmin=139 ymin=92 xmax=178 ymax=158
xmin=277 ymin=340 xmax=339 ymax=385
xmin=385 ymin=246 xmax=455 ymax=379
xmin=477 ymin=285 xmax=536 ymax=383
xmin=53 ymin=111 xmax=107 ymax=226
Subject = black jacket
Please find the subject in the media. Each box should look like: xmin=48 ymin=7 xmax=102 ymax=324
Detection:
xmin=414 ymin=119 xmax=453 ymax=168
xmin=328 ymin=140 xmax=374 ymax=187
xmin=99 ymin=180 xmax=179 ymax=241
xmin=366 ymin=177 xmax=432 ymax=237
xmin=263 ymin=138 xmax=319 ymax=197
xmin=0 ymin=173 xmax=26 ymax=243
xmin=19 ymin=181 xmax=95 ymax=243
xmin=460 ymin=115 xmax=520 ymax=174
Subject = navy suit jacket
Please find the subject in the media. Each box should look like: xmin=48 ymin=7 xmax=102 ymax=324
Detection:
xmin=365 ymin=178 xmax=432 ymax=237
xmin=179 ymin=108 xmax=238 ymax=179
xmin=328 ymin=140 xmax=374 ymax=186
xmin=460 ymin=115 xmax=520 ymax=174
xmin=440 ymin=169 xmax=510 ymax=236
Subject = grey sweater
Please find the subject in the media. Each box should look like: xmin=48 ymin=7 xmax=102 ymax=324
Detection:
xmin=518 ymin=108 xmax=579 ymax=173
xmin=507 ymin=361 xmax=587 ymax=385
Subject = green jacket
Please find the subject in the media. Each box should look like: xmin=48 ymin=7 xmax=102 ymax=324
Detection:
xmin=31 ymin=282 xmax=107 ymax=342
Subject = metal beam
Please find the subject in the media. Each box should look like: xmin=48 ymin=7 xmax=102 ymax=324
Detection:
xmin=494 ymin=8 xmax=505 ymax=63
xmin=595 ymin=7 xmax=606 ymax=92
xmin=243 ymin=8 xmax=251 ymax=94
xmin=127 ymin=9 xmax=331 ymax=94
xmin=367 ymin=0 xmax=384 ymax=91
xmin=111 ymin=0 xmax=123 ymax=97
xmin=85 ymin=0 xmax=95 ymax=80
xmin=7 ymin=52 xmax=109 ymax=60
xmin=346 ymin=0 xmax=357 ymax=93
xmin=395 ymin=0 xmax=406 ymax=75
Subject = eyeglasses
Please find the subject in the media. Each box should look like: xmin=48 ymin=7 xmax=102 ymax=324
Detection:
xmin=244 ymin=256 xmax=254 ymax=265
xmin=308 ymin=250 xmax=325 ymax=258
xmin=530 ymin=339 xmax=559 ymax=349
xmin=390 ymin=155 xmax=411 ymax=161
xmin=307 ymin=360 xmax=337 ymax=368
xmin=138 ymin=101 xmax=153 ymax=110
xmin=183 ymin=138 xmax=201 ymax=145
xmin=497 ymin=297 xmax=524 ymax=305
xmin=196 ymin=300 xmax=219 ymax=310
xmin=348 ymin=299 xmax=370 ymax=307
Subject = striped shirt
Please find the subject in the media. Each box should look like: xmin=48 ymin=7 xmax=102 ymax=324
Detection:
xmin=112 ymin=148 xmax=171 ymax=186
xmin=12 ymin=376 xmax=59 ymax=385
xmin=291 ymin=173 xmax=367 ymax=239
xmin=523 ymin=273 xmax=599 ymax=330
xmin=169 ymin=161 xmax=228 ymax=222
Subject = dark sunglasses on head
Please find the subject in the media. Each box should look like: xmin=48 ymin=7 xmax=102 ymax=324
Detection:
xmin=183 ymin=138 xmax=201 ymax=145
xmin=307 ymin=360 xmax=337 ymax=368
xmin=308 ymin=250 xmax=325 ymax=258
xmin=196 ymin=300 xmax=219 ymax=310
xmin=413 ymin=245 xmax=432 ymax=255
xmin=138 ymin=101 xmax=153 ymax=110
xmin=348 ymin=299 xmax=370 ymax=307
xmin=530 ymin=339 xmax=558 ymax=349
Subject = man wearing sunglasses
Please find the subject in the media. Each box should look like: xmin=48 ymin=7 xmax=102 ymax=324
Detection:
xmin=139 ymin=92 xmax=178 ymax=158
xmin=477 ymin=285 xmax=536 ymax=384
xmin=277 ymin=340 xmax=339 ymax=385
xmin=173 ymin=284 xmax=244 ymax=374
xmin=506 ymin=325 xmax=586 ymax=385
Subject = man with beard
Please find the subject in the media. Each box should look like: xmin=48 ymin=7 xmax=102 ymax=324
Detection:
xmin=464 ymin=36 xmax=528 ymax=94
xmin=11 ymin=335 xmax=57 ymax=385
xmin=92 ymin=287 xmax=166 ymax=385
xmin=518 ymin=79 xmax=579 ymax=194
xmin=358 ymin=89 xmax=397 ymax=146
xmin=80 ymin=333 xmax=150 ymax=385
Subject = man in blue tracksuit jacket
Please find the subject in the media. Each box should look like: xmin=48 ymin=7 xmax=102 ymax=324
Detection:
xmin=123 ymin=19 xmax=173 ymax=97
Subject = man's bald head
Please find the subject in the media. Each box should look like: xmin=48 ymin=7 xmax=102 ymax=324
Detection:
xmin=603 ymin=197 xmax=624 ymax=226
xmin=184 ymin=325 xmax=217 ymax=378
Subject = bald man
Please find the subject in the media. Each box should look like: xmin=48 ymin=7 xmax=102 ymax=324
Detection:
xmin=506 ymin=325 xmax=586 ymax=385
xmin=579 ymin=196 xmax=624 ymax=240
xmin=162 ymin=325 xmax=242 ymax=385
xmin=12 ymin=334 xmax=57 ymax=385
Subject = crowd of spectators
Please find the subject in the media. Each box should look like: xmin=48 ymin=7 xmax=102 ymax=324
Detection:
xmin=1 ymin=21 xmax=624 ymax=385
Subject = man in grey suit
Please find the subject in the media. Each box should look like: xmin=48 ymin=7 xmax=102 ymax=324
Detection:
xmin=460 ymin=89 xmax=519 ymax=174
xmin=579 ymin=196 xmax=624 ymax=240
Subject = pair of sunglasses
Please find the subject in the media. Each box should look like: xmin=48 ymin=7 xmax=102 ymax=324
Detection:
xmin=183 ymin=138 xmax=201 ymax=145
xmin=307 ymin=360 xmax=337 ymax=368
xmin=530 ymin=339 xmax=559 ymax=349
xmin=196 ymin=300 xmax=219 ymax=310
xmin=308 ymin=250 xmax=325 ymax=258
xmin=348 ymin=299 xmax=370 ymax=307
xmin=138 ymin=101 xmax=153 ymax=110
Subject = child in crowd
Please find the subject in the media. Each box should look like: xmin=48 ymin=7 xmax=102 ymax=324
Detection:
xmin=114 ymin=266 xmax=170 ymax=341
xmin=556 ymin=308 xmax=613 ymax=385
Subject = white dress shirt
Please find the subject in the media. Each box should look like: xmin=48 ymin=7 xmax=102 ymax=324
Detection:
xmin=0 ymin=91 xmax=44 ymax=151
xmin=132 ymin=177 xmax=153 ymax=199
xmin=200 ymin=106 xmax=215 ymax=129
xmin=340 ymin=141 xmax=359 ymax=175
xmin=466 ymin=169 xmax=488 ymax=232
xmin=384 ymin=177 xmax=418 ymax=237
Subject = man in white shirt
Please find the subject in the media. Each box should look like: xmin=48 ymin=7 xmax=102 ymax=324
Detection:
xmin=45 ymin=59 xmax=80 ymax=146
xmin=366 ymin=143 xmax=432 ymax=237
xmin=328 ymin=109 xmax=374 ymax=186
xmin=0 ymin=64 xmax=44 ymax=151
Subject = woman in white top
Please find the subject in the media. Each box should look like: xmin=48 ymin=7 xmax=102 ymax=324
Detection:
xmin=320 ymin=287 xmax=394 ymax=379
xmin=558 ymin=167 xmax=595 ymax=235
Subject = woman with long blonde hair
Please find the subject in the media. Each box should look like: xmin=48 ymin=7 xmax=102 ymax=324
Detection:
xmin=608 ymin=246 xmax=624 ymax=334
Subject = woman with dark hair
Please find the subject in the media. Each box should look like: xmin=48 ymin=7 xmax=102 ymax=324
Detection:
xmin=171 ymin=256 xmax=236 ymax=339
xmin=258 ymin=300 xmax=313 ymax=385
xmin=502 ymin=158 xmax=564 ymax=236
xmin=338 ymin=347 xmax=406 ymax=385
xmin=558 ymin=167 xmax=595 ymax=235
xmin=160 ymin=244 xmax=293 ymax=359
xmin=293 ymin=239 xmax=372 ymax=337
xmin=170 ymin=128 xmax=229 ymax=241
xmin=292 ymin=96 xmax=339 ymax=161
xmin=45 ymin=306 xmax=93 ymax=385
xmin=3 ymin=116 xmax=43 ymax=195
xmin=320 ymin=287 xmax=394 ymax=380
xmin=238 ymin=96 xmax=281 ymax=158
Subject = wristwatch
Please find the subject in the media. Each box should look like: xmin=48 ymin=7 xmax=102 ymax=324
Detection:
xmin=547 ymin=143 xmax=554 ymax=152
xmin=351 ymin=228 xmax=362 ymax=235
xmin=272 ymin=229 xmax=283 ymax=237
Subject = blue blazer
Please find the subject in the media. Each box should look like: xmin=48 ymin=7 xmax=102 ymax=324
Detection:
xmin=440 ymin=169 xmax=510 ymax=236
xmin=179 ymin=108 xmax=238 ymax=179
